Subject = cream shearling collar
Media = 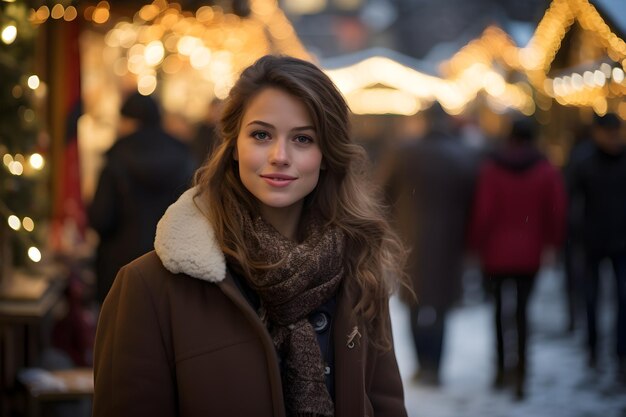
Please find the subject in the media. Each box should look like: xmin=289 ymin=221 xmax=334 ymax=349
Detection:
xmin=154 ymin=187 xmax=226 ymax=283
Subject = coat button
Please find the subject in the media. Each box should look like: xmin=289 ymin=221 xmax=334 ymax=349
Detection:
xmin=310 ymin=312 xmax=329 ymax=333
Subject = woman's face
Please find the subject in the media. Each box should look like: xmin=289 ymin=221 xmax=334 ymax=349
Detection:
xmin=235 ymin=87 xmax=323 ymax=223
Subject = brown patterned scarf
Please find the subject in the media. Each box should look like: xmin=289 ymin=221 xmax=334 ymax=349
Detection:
xmin=238 ymin=211 xmax=345 ymax=417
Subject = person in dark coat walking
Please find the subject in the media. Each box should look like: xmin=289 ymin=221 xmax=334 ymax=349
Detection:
xmin=87 ymin=92 xmax=196 ymax=303
xmin=562 ymin=127 xmax=595 ymax=333
xmin=386 ymin=104 xmax=478 ymax=386
xmin=570 ymin=113 xmax=626 ymax=383
xmin=468 ymin=117 xmax=567 ymax=400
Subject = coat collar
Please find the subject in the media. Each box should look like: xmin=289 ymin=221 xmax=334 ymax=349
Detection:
xmin=154 ymin=187 xmax=226 ymax=283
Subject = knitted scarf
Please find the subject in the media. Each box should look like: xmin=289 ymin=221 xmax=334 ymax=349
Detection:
xmin=238 ymin=211 xmax=345 ymax=417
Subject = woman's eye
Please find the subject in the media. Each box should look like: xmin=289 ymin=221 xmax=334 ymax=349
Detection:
xmin=294 ymin=135 xmax=313 ymax=144
xmin=252 ymin=131 xmax=270 ymax=141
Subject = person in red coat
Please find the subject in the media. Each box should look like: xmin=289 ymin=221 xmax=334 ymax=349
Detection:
xmin=468 ymin=117 xmax=567 ymax=400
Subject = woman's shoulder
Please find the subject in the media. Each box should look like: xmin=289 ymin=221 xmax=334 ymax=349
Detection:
xmin=110 ymin=251 xmax=225 ymax=305
xmin=114 ymin=251 xmax=178 ymax=293
xmin=125 ymin=250 xmax=170 ymax=276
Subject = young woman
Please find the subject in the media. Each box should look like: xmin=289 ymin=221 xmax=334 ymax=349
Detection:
xmin=93 ymin=55 xmax=409 ymax=417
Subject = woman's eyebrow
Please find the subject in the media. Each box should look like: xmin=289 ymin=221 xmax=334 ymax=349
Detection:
xmin=246 ymin=120 xmax=316 ymax=132
xmin=292 ymin=126 xmax=316 ymax=132
xmin=246 ymin=120 xmax=274 ymax=128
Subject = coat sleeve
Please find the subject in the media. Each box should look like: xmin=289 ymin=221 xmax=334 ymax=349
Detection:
xmin=367 ymin=304 xmax=408 ymax=417
xmin=93 ymin=263 xmax=177 ymax=417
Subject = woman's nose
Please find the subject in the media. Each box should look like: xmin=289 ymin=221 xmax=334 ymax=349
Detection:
xmin=269 ymin=138 xmax=290 ymax=165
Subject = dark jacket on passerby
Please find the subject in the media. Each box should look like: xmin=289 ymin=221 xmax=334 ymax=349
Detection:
xmin=88 ymin=105 xmax=196 ymax=303
xmin=570 ymin=146 xmax=626 ymax=255
xmin=387 ymin=130 xmax=478 ymax=310
xmin=93 ymin=189 xmax=407 ymax=417
xmin=468 ymin=145 xmax=567 ymax=274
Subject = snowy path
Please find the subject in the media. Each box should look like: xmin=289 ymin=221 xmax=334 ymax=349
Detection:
xmin=391 ymin=267 xmax=626 ymax=417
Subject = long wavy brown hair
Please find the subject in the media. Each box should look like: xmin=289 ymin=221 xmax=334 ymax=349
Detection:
xmin=194 ymin=55 xmax=409 ymax=349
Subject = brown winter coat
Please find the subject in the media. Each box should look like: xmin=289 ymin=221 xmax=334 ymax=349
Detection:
xmin=92 ymin=188 xmax=407 ymax=417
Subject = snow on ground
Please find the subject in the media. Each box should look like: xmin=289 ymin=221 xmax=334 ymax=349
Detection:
xmin=392 ymin=266 xmax=626 ymax=417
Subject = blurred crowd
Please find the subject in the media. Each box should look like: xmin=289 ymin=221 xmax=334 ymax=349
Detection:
xmin=379 ymin=104 xmax=626 ymax=402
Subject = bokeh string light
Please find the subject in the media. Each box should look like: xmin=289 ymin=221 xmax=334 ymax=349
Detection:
xmin=24 ymin=0 xmax=626 ymax=117
xmin=442 ymin=0 xmax=626 ymax=116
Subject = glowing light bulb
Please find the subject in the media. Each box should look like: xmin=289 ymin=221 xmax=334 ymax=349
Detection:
xmin=9 ymin=161 xmax=23 ymax=175
xmin=8 ymin=215 xmax=21 ymax=230
xmin=27 ymin=75 xmax=40 ymax=90
xmin=1 ymin=24 xmax=17 ymax=44
xmin=29 ymin=153 xmax=45 ymax=170
xmin=28 ymin=247 xmax=41 ymax=263
xmin=22 ymin=217 xmax=34 ymax=232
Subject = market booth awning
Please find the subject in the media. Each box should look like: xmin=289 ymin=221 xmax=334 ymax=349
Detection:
xmin=321 ymin=0 xmax=626 ymax=118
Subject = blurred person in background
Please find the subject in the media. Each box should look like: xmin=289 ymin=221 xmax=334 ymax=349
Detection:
xmin=468 ymin=116 xmax=567 ymax=400
xmin=87 ymin=92 xmax=196 ymax=304
xmin=385 ymin=103 xmax=478 ymax=386
xmin=562 ymin=124 xmax=595 ymax=333
xmin=569 ymin=113 xmax=626 ymax=384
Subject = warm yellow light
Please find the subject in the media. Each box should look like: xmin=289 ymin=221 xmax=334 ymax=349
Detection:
xmin=138 ymin=4 xmax=160 ymax=22
xmin=93 ymin=7 xmax=110 ymax=24
xmin=3 ymin=154 xmax=13 ymax=166
xmin=483 ymin=72 xmax=506 ymax=96
xmin=177 ymin=36 xmax=201 ymax=56
xmin=9 ymin=161 xmax=23 ymax=175
xmin=583 ymin=71 xmax=595 ymax=87
xmin=144 ymin=40 xmax=165 ymax=66
xmin=83 ymin=6 xmax=95 ymax=21
xmin=283 ymin=0 xmax=326 ymax=15
xmin=1 ymin=24 xmax=17 ymax=44
xmin=28 ymin=247 xmax=41 ymax=263
xmin=51 ymin=4 xmax=64 ymax=19
xmin=8 ymin=215 xmax=21 ymax=231
xmin=22 ymin=217 xmax=34 ymax=232
xmin=27 ymin=75 xmax=40 ymax=90
xmin=618 ymin=102 xmax=626 ymax=120
xmin=113 ymin=58 xmax=128 ymax=76
xmin=593 ymin=97 xmax=607 ymax=115
xmin=190 ymin=47 xmax=212 ymax=69
xmin=250 ymin=0 xmax=276 ymax=16
xmin=36 ymin=6 xmax=50 ymax=21
xmin=594 ymin=70 xmax=606 ymax=87
xmin=29 ymin=153 xmax=44 ymax=170
xmin=196 ymin=6 xmax=214 ymax=23
xmin=137 ymin=74 xmax=157 ymax=95
xmin=347 ymin=88 xmax=421 ymax=116
xmin=63 ymin=6 xmax=78 ymax=22
xmin=162 ymin=55 xmax=183 ymax=74
xmin=571 ymin=73 xmax=583 ymax=91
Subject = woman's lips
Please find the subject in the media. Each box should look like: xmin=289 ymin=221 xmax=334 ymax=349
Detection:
xmin=261 ymin=174 xmax=296 ymax=187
